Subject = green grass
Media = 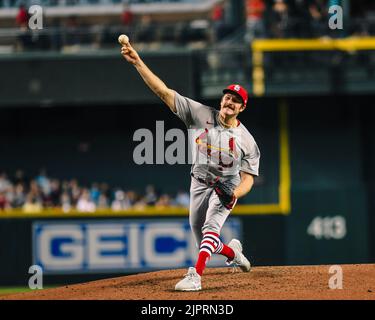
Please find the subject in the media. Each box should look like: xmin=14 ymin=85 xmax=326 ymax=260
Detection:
xmin=0 ymin=286 xmax=55 ymax=295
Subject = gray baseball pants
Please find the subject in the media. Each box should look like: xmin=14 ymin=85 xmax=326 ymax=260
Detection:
xmin=189 ymin=176 xmax=232 ymax=246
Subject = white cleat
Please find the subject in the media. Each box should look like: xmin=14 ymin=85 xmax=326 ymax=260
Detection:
xmin=227 ymin=239 xmax=251 ymax=272
xmin=175 ymin=267 xmax=202 ymax=291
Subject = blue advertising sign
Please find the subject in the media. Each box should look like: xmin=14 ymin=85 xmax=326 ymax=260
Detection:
xmin=33 ymin=219 xmax=241 ymax=274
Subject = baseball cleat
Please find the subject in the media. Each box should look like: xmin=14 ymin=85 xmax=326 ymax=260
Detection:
xmin=227 ymin=239 xmax=251 ymax=272
xmin=175 ymin=267 xmax=202 ymax=291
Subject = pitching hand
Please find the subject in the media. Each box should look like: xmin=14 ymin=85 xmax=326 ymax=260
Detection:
xmin=121 ymin=42 xmax=141 ymax=66
xmin=214 ymin=180 xmax=237 ymax=210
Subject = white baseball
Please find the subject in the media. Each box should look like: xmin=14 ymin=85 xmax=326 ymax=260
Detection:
xmin=118 ymin=34 xmax=129 ymax=45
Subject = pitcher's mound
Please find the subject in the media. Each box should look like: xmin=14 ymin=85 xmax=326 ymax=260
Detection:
xmin=2 ymin=264 xmax=375 ymax=300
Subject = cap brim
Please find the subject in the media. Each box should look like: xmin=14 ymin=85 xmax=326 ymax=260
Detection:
xmin=222 ymin=89 xmax=246 ymax=105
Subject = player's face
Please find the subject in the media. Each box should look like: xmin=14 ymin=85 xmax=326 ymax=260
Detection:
xmin=220 ymin=93 xmax=245 ymax=117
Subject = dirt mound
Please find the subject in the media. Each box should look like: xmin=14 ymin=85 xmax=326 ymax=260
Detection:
xmin=2 ymin=264 xmax=375 ymax=300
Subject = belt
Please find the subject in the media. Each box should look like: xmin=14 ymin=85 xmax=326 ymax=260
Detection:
xmin=191 ymin=173 xmax=218 ymax=186
xmin=191 ymin=173 xmax=206 ymax=184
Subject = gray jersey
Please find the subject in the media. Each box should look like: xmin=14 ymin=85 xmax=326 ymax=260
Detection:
xmin=174 ymin=92 xmax=260 ymax=185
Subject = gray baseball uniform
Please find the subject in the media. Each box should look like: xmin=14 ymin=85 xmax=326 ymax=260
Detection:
xmin=173 ymin=92 xmax=260 ymax=245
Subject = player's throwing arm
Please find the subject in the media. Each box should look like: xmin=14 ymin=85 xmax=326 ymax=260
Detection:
xmin=119 ymin=34 xmax=176 ymax=112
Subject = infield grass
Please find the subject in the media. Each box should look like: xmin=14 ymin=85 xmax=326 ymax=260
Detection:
xmin=0 ymin=286 xmax=55 ymax=296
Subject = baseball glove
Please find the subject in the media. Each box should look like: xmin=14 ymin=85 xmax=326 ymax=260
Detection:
xmin=214 ymin=180 xmax=237 ymax=210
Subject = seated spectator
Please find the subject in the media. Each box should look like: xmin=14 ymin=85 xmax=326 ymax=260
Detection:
xmin=14 ymin=169 xmax=28 ymax=186
xmin=268 ymin=0 xmax=291 ymax=38
xmin=210 ymin=1 xmax=225 ymax=43
xmin=50 ymin=18 xmax=63 ymax=51
xmin=23 ymin=193 xmax=43 ymax=213
xmin=76 ymin=189 xmax=96 ymax=212
xmin=127 ymin=191 xmax=138 ymax=206
xmin=174 ymin=190 xmax=190 ymax=208
xmin=64 ymin=15 xmax=81 ymax=47
xmin=15 ymin=4 xmax=29 ymax=28
xmin=288 ymin=0 xmax=313 ymax=38
xmin=245 ymin=0 xmax=266 ymax=42
xmin=309 ymin=0 xmax=329 ymax=37
xmin=29 ymin=180 xmax=42 ymax=201
xmin=111 ymin=190 xmax=131 ymax=211
xmin=0 ymin=192 xmax=10 ymax=211
xmin=69 ymin=179 xmax=81 ymax=206
xmin=144 ymin=184 xmax=158 ymax=205
xmin=121 ymin=2 xmax=134 ymax=27
xmin=136 ymin=14 xmax=156 ymax=43
xmin=90 ymin=182 xmax=101 ymax=204
xmin=133 ymin=192 xmax=147 ymax=210
xmin=49 ymin=179 xmax=61 ymax=207
xmin=155 ymin=194 xmax=171 ymax=208
xmin=61 ymin=192 xmax=72 ymax=213
xmin=97 ymin=194 xmax=109 ymax=209
xmin=15 ymin=3 xmax=34 ymax=51
xmin=0 ymin=173 xmax=11 ymax=193
xmin=36 ymin=169 xmax=51 ymax=196
xmin=12 ymin=183 xmax=26 ymax=208
xmin=100 ymin=182 xmax=110 ymax=199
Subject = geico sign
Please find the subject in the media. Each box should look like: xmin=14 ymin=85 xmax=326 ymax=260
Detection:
xmin=32 ymin=220 xmax=240 ymax=274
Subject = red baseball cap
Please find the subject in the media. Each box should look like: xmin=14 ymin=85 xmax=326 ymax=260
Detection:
xmin=223 ymin=84 xmax=248 ymax=107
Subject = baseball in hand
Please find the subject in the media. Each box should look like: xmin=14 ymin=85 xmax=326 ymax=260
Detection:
xmin=118 ymin=34 xmax=129 ymax=45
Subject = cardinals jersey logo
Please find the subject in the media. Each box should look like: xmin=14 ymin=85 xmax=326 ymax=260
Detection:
xmin=194 ymin=129 xmax=239 ymax=168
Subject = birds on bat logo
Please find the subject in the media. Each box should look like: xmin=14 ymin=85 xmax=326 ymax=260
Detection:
xmin=194 ymin=129 xmax=239 ymax=168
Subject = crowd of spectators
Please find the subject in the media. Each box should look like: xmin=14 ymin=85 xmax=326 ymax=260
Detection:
xmin=0 ymin=170 xmax=190 ymax=213
xmin=5 ymin=0 xmax=375 ymax=52
xmin=1 ymin=0 xmax=201 ymax=6
xmin=245 ymin=0 xmax=375 ymax=41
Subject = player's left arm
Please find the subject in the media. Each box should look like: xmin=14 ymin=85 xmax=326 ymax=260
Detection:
xmin=233 ymin=171 xmax=254 ymax=199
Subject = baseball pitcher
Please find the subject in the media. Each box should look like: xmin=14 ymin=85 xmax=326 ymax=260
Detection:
xmin=120 ymin=38 xmax=260 ymax=291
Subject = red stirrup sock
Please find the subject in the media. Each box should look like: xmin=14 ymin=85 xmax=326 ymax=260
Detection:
xmin=195 ymin=232 xmax=236 ymax=275
xmin=195 ymin=232 xmax=219 ymax=276
xmin=207 ymin=232 xmax=235 ymax=261
xmin=217 ymin=243 xmax=235 ymax=261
